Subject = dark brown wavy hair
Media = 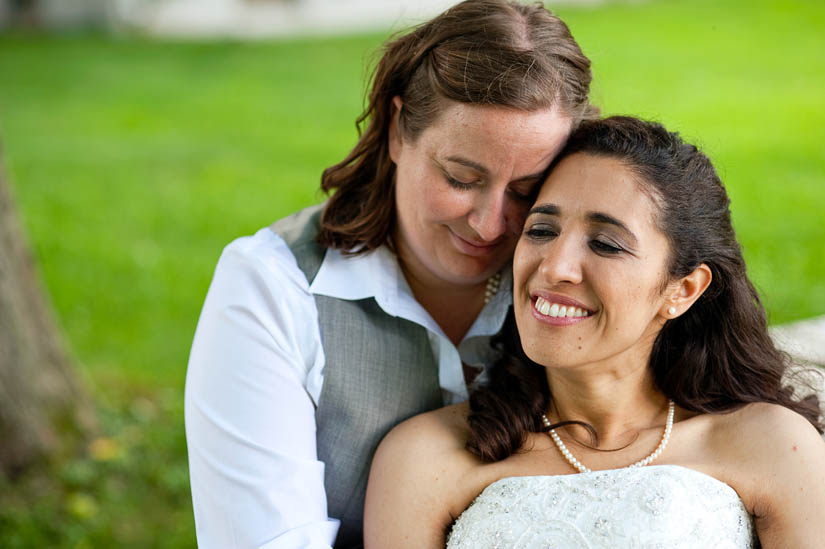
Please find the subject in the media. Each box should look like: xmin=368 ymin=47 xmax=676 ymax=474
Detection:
xmin=466 ymin=116 xmax=824 ymax=462
xmin=317 ymin=0 xmax=597 ymax=254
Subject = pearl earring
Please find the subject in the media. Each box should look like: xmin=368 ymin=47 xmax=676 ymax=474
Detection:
xmin=667 ymin=306 xmax=677 ymax=315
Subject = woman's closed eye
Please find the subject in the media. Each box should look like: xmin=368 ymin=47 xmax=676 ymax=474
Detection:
xmin=524 ymin=223 xmax=558 ymax=240
xmin=444 ymin=173 xmax=477 ymax=190
xmin=590 ymin=238 xmax=624 ymax=255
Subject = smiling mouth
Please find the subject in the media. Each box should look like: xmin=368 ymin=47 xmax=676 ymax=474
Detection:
xmin=534 ymin=296 xmax=593 ymax=319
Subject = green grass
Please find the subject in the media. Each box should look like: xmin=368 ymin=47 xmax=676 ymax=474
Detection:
xmin=564 ymin=0 xmax=825 ymax=321
xmin=0 ymin=0 xmax=823 ymax=545
xmin=0 ymin=33 xmax=381 ymax=387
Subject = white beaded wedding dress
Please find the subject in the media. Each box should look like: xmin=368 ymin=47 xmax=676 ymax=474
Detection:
xmin=446 ymin=465 xmax=755 ymax=548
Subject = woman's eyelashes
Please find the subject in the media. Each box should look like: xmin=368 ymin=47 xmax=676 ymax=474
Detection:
xmin=524 ymin=223 xmax=558 ymax=239
xmin=589 ymin=238 xmax=624 ymax=255
xmin=442 ymin=171 xmax=535 ymax=201
xmin=444 ymin=174 xmax=476 ymax=190
xmin=523 ymin=223 xmax=627 ymax=256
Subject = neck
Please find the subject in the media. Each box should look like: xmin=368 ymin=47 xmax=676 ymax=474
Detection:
xmin=393 ymin=227 xmax=502 ymax=345
xmin=402 ymin=265 xmax=488 ymax=346
xmin=545 ymin=358 xmax=668 ymax=448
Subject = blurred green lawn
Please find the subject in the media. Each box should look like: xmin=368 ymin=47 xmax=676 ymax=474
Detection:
xmin=0 ymin=0 xmax=823 ymax=546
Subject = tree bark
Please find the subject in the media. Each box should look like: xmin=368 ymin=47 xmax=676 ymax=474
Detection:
xmin=0 ymin=148 xmax=95 ymax=477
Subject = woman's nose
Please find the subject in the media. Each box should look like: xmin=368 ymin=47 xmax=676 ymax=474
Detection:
xmin=538 ymin=237 xmax=583 ymax=285
xmin=468 ymin=190 xmax=508 ymax=242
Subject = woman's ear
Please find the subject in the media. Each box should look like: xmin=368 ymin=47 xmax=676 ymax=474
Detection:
xmin=662 ymin=263 xmax=712 ymax=319
xmin=388 ymin=96 xmax=404 ymax=163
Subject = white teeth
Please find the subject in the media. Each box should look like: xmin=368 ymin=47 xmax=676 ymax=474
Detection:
xmin=535 ymin=297 xmax=589 ymax=319
xmin=539 ymin=299 xmax=551 ymax=315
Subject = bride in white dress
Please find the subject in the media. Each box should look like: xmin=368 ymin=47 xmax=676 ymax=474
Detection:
xmin=363 ymin=116 xmax=825 ymax=548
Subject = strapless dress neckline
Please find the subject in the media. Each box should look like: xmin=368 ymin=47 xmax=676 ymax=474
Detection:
xmin=447 ymin=464 xmax=755 ymax=548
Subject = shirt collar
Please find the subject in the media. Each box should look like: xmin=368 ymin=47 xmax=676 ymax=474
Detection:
xmin=310 ymin=246 xmax=512 ymax=340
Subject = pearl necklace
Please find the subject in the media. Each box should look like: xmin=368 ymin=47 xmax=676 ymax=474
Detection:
xmin=541 ymin=399 xmax=675 ymax=474
xmin=483 ymin=272 xmax=502 ymax=305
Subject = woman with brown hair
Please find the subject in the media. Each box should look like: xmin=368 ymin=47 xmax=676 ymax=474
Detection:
xmin=365 ymin=117 xmax=825 ymax=547
xmin=185 ymin=1 xmax=595 ymax=547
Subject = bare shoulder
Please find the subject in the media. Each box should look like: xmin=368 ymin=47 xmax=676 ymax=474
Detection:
xmin=370 ymin=403 xmax=478 ymax=491
xmin=709 ymin=403 xmax=825 ymax=545
xmin=709 ymin=402 xmax=824 ymax=471
xmin=379 ymin=402 xmax=472 ymax=455
xmin=713 ymin=402 xmax=823 ymax=456
xmin=364 ymin=403 xmax=478 ymax=548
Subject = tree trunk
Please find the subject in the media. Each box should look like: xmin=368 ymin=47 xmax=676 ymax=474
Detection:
xmin=0 ymin=149 xmax=95 ymax=477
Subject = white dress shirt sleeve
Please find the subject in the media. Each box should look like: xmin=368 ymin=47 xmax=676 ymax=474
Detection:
xmin=185 ymin=230 xmax=338 ymax=548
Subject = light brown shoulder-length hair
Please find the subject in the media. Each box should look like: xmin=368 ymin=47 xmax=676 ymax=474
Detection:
xmin=318 ymin=0 xmax=598 ymax=254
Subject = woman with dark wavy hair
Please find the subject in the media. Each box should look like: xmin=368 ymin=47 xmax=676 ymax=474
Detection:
xmin=365 ymin=116 xmax=825 ymax=547
xmin=186 ymin=1 xmax=596 ymax=547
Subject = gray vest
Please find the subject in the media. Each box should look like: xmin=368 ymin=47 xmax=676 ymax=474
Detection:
xmin=270 ymin=204 xmax=443 ymax=548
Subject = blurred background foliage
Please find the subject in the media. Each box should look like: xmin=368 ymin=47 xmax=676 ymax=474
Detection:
xmin=0 ymin=0 xmax=823 ymax=546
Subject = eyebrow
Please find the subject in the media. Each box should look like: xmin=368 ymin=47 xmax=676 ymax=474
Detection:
xmin=444 ymin=155 xmax=547 ymax=183
xmin=529 ymin=204 xmax=560 ymax=216
xmin=528 ymin=204 xmax=639 ymax=246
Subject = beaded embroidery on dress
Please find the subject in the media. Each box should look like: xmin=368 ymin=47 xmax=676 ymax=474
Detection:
xmin=447 ymin=465 xmax=755 ymax=548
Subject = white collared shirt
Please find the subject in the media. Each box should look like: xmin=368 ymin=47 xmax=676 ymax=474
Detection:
xmin=185 ymin=226 xmax=511 ymax=548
